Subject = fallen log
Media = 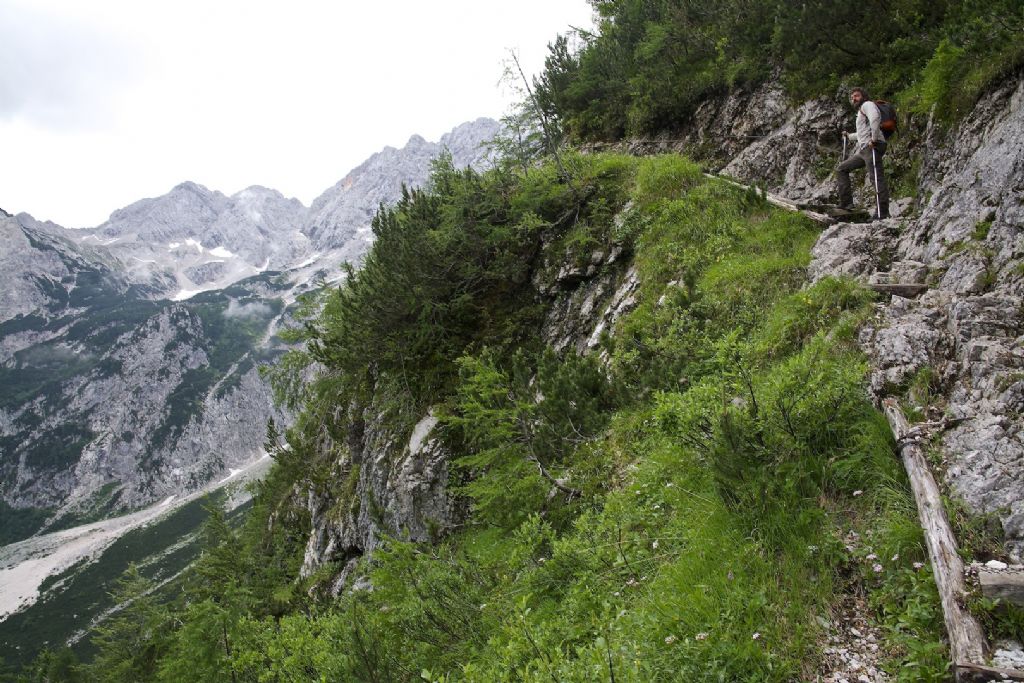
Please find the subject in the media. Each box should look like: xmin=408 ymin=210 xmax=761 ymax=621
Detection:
xmin=882 ymin=398 xmax=988 ymax=679
xmin=703 ymin=174 xmax=836 ymax=225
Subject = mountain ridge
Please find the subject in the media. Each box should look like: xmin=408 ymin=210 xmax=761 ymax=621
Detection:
xmin=0 ymin=117 xmax=501 ymax=540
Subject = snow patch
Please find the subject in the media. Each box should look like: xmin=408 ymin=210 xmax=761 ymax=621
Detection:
xmin=184 ymin=238 xmax=204 ymax=253
xmin=131 ymin=256 xmax=157 ymax=264
xmin=168 ymin=242 xmax=181 ymax=250
xmin=291 ymin=253 xmax=323 ymax=269
xmin=208 ymin=246 xmax=235 ymax=258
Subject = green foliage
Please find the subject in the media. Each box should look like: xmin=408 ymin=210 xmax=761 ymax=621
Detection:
xmin=909 ymin=38 xmax=967 ymax=117
xmin=85 ymin=566 xmax=171 ymax=683
xmin=538 ymin=0 xmax=1024 ymax=142
xmin=308 ymin=154 xmax=552 ymax=408
xmin=871 ymin=566 xmax=950 ymax=680
xmin=708 ymin=337 xmax=876 ymax=548
xmin=631 ymin=155 xmax=703 ymax=206
xmin=447 ymin=348 xmax=618 ymax=530
xmin=0 ymin=500 xmax=52 ymax=546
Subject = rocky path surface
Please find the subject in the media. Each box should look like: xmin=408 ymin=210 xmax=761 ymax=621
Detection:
xmin=821 ymin=592 xmax=888 ymax=683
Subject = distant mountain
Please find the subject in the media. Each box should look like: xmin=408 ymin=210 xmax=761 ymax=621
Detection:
xmin=57 ymin=117 xmax=502 ymax=302
xmin=0 ymin=118 xmax=500 ymax=543
xmin=307 ymin=117 xmax=501 ymax=253
xmin=80 ymin=183 xmax=308 ymax=298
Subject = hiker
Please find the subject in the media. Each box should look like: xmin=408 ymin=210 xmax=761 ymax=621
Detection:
xmin=837 ymin=87 xmax=889 ymax=220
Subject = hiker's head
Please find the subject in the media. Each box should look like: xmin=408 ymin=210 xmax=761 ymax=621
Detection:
xmin=849 ymin=88 xmax=868 ymax=108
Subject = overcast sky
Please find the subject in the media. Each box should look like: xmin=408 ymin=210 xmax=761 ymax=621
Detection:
xmin=0 ymin=0 xmax=594 ymax=228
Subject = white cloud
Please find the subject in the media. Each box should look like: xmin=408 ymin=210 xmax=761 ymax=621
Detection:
xmin=224 ymin=299 xmax=272 ymax=319
xmin=0 ymin=1 xmax=147 ymax=128
xmin=0 ymin=0 xmax=595 ymax=228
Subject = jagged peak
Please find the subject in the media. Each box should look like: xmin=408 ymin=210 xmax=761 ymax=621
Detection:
xmin=171 ymin=180 xmax=215 ymax=195
xmin=232 ymin=185 xmax=291 ymax=202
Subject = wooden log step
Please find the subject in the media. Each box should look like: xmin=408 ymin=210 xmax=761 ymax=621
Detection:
xmin=703 ymin=173 xmax=836 ymax=225
xmin=956 ymin=662 xmax=1024 ymax=682
xmin=868 ymin=283 xmax=929 ymax=297
xmin=975 ymin=564 xmax=1024 ymax=606
xmin=797 ymin=203 xmax=872 ymax=222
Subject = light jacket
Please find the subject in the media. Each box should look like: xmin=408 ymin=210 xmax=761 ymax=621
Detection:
xmin=846 ymin=101 xmax=884 ymax=150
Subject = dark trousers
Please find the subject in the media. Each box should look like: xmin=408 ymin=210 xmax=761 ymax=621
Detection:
xmin=837 ymin=144 xmax=888 ymax=216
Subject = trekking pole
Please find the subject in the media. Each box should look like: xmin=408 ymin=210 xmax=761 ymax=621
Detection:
xmin=872 ymin=146 xmax=882 ymax=218
xmin=841 ymin=134 xmax=847 ymax=163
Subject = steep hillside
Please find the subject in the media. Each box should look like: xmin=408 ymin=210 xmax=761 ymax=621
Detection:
xmin=51 ymin=150 xmax=944 ymax=680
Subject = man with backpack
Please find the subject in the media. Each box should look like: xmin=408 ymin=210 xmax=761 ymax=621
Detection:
xmin=837 ymin=87 xmax=893 ymax=220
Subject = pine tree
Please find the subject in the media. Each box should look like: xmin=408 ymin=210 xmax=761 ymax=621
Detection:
xmin=86 ymin=565 xmax=169 ymax=682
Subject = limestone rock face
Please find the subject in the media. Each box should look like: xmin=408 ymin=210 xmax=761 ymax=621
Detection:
xmin=300 ymin=406 xmax=456 ymax=585
xmin=306 ymin=118 xmax=501 ymax=259
xmin=804 ymin=75 xmax=1024 ymax=559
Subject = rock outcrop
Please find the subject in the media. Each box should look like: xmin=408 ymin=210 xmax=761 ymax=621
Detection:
xmin=298 ymin=213 xmax=642 ymax=583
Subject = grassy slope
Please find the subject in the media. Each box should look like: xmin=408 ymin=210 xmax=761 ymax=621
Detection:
xmin=214 ymin=155 xmax=949 ymax=681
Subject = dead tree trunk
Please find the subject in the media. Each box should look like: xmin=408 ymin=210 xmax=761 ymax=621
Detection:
xmin=882 ymin=398 xmax=988 ymax=678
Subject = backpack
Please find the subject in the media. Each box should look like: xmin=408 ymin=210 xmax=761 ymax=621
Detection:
xmin=875 ymin=100 xmax=898 ymax=138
